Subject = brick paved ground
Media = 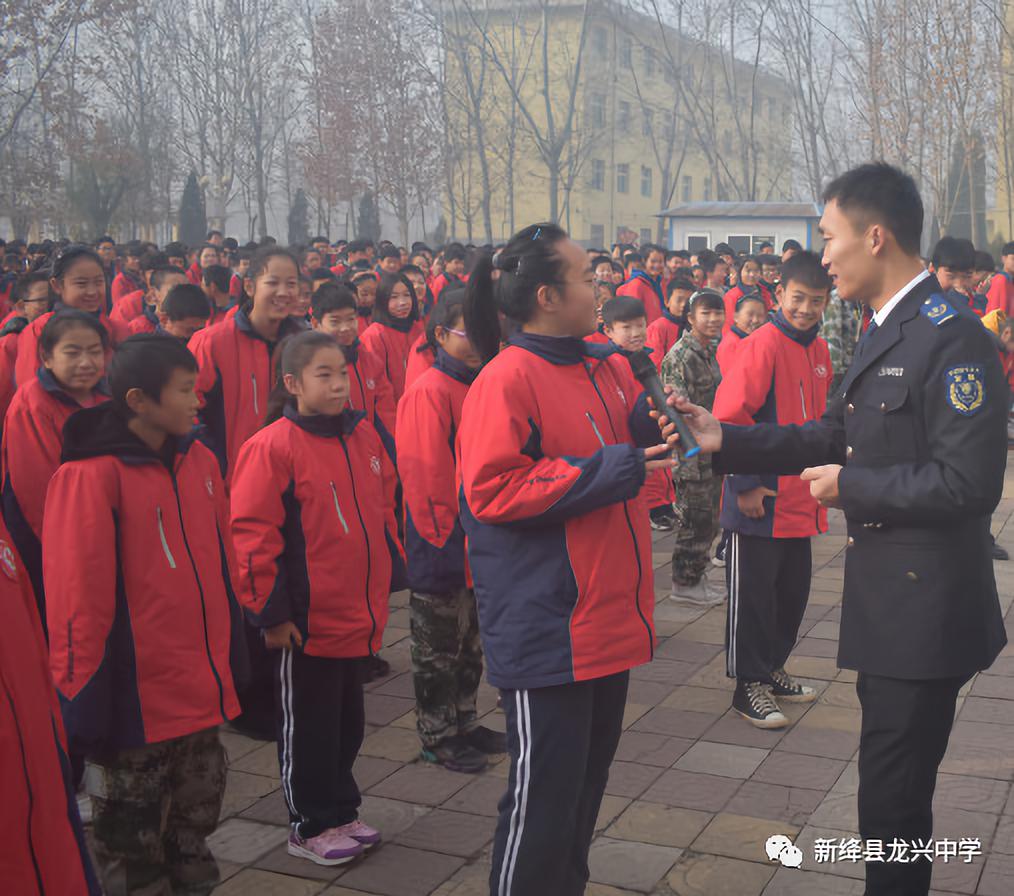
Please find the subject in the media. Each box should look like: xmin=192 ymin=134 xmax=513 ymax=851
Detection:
xmin=203 ymin=471 xmax=1014 ymax=896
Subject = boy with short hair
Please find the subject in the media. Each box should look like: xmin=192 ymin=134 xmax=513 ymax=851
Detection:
xmin=699 ymin=250 xmax=730 ymax=290
xmin=602 ymin=296 xmax=677 ymax=530
xmin=128 ymin=265 xmax=189 ymax=335
xmin=617 ymin=244 xmax=666 ymax=323
xmin=986 ymin=242 xmax=1014 ymax=317
xmin=202 ymin=263 xmax=234 ymax=325
xmin=159 ymin=283 xmax=212 ymax=341
xmin=645 ymin=274 xmax=694 ymax=368
xmin=111 ymin=243 xmax=146 ymax=304
xmin=44 ymin=334 xmax=244 ymax=895
xmin=712 ymin=251 xmax=833 ymax=729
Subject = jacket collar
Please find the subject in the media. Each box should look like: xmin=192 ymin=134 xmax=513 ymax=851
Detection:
xmin=662 ymin=307 xmax=685 ymax=328
xmin=235 ymin=306 xmax=302 ymax=345
xmin=838 ymin=274 xmax=941 ymax=397
xmin=60 ymin=402 xmax=198 ymax=467
xmin=511 ymin=330 xmax=619 ymax=365
xmin=341 ymin=339 xmax=360 ymax=365
xmin=770 ymin=310 xmax=821 ymax=347
xmin=730 ymin=324 xmax=749 ymax=340
xmin=434 ymin=348 xmax=479 ymax=385
xmin=282 ymin=401 xmax=365 ymax=437
xmin=37 ymin=367 xmax=110 ymax=407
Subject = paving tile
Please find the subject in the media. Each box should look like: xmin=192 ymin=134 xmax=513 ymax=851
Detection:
xmin=614 ymin=731 xmax=694 ymax=767
xmin=762 ymin=867 xmax=865 ymax=895
xmin=783 ymin=655 xmax=841 ymax=681
xmin=352 ymin=755 xmax=402 ymax=792
xmin=220 ymin=729 xmax=266 ymax=763
xmin=806 ymin=791 xmax=858 ymax=831
xmin=934 ymin=774 xmax=1010 ymax=815
xmin=662 ymin=685 xmax=736 ymax=714
xmin=960 ymin=697 xmax=1014 ymax=726
xmin=653 ymin=638 xmax=724 ymax=665
xmin=220 ymin=770 xmax=280 ymax=820
xmin=775 ymin=724 xmax=860 ymax=761
xmin=337 ymin=844 xmax=464 ymax=896
xmin=394 ymin=808 xmax=495 ymax=857
xmin=933 ymin=806 xmax=999 ymax=853
xmin=792 ymin=825 xmax=863 ymax=880
xmin=595 ymin=794 xmax=632 ymax=831
xmin=701 ymin=714 xmax=789 ymax=750
xmin=630 ymin=706 xmax=720 ymax=739
xmin=795 ymin=704 xmax=861 ymax=733
xmin=357 ymin=795 xmax=432 ymax=838
xmin=440 ymin=773 xmax=506 ymax=817
xmin=752 ymin=752 xmax=847 ymax=791
xmin=254 ymin=841 xmax=348 ymax=883
xmin=603 ymin=760 xmax=665 ymax=798
xmin=628 ymin=658 xmax=700 ymax=685
xmin=240 ymin=789 xmax=290 ymax=826
xmin=359 ymin=725 xmax=422 ymax=762
xmin=587 ymin=837 xmax=683 ymax=892
xmin=977 ymin=852 xmax=1014 ymax=894
xmin=991 ymin=816 xmax=1014 ymax=855
xmin=365 ymin=694 xmax=418 ymax=727
xmin=725 ymin=780 xmax=826 ymax=826
xmin=691 ymin=811 xmax=799 ymax=863
xmin=211 ymin=869 xmax=328 ymax=895
xmin=674 ymin=741 xmax=768 ymax=778
xmin=368 ymin=763 xmax=471 ymax=806
xmin=666 ymin=852 xmax=775 ymax=896
xmin=929 ymin=853 xmax=985 ymax=894
xmin=208 ymin=818 xmax=288 ymax=864
xmin=641 ymin=767 xmax=743 ymax=812
xmin=429 ymin=860 xmax=492 ymax=895
xmin=370 ymin=671 xmax=417 ymax=699
xmin=606 ymin=800 xmax=712 ymax=848
xmin=231 ymin=743 xmax=281 ymax=778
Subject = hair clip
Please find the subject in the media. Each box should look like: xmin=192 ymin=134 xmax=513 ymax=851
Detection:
xmin=531 ymin=227 xmax=542 ymax=241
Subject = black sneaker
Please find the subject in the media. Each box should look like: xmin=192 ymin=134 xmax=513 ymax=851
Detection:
xmin=364 ymin=655 xmax=391 ymax=682
xmin=421 ymin=735 xmax=488 ymax=773
xmin=732 ymin=680 xmax=789 ymax=729
xmin=992 ymin=540 xmax=1009 ymax=561
xmin=649 ymin=506 xmax=676 ymax=531
xmin=462 ymin=725 xmax=507 ymax=755
xmin=769 ymin=667 xmax=817 ymax=703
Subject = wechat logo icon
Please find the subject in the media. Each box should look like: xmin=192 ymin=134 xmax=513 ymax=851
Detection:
xmin=766 ymin=834 xmax=803 ymax=868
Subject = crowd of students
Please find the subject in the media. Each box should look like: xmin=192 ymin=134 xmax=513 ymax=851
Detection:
xmin=0 ymin=222 xmax=1010 ymax=895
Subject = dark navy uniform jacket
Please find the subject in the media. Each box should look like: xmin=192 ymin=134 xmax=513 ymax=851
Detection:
xmin=715 ymin=273 xmax=1008 ymax=680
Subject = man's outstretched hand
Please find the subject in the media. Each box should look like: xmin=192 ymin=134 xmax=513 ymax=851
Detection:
xmin=801 ymin=464 xmax=843 ymax=508
xmin=648 ymin=390 xmax=723 ymax=454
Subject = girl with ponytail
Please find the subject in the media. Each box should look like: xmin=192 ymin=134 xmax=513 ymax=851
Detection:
xmin=456 ymin=223 xmax=679 ymax=896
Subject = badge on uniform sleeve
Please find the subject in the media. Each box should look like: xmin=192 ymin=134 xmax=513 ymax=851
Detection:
xmin=0 ymin=540 xmax=19 ymax=581
xmin=945 ymin=364 xmax=985 ymax=415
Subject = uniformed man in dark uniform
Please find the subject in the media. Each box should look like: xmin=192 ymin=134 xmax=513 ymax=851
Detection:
xmin=669 ymin=162 xmax=1008 ymax=895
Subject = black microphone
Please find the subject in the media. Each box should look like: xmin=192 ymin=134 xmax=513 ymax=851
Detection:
xmin=627 ymin=349 xmax=700 ymax=459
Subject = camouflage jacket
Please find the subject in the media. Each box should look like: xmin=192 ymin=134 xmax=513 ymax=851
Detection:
xmin=661 ymin=330 xmax=721 ymax=479
xmin=821 ymin=289 xmax=859 ymax=378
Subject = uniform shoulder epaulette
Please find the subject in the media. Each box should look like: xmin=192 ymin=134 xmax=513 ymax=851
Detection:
xmin=0 ymin=316 xmax=28 ymax=338
xmin=920 ymin=294 xmax=958 ymax=326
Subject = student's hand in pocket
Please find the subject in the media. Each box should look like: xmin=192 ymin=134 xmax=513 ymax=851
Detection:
xmin=737 ymin=486 xmax=777 ymax=519
xmin=264 ymin=621 xmax=303 ymax=651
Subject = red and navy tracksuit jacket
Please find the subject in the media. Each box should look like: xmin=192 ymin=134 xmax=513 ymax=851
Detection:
xmin=110 ymin=288 xmax=147 ymax=325
xmin=359 ymin=319 xmax=425 ymax=403
xmin=617 ymin=270 xmax=664 ymax=324
xmin=716 ymin=324 xmax=750 ymax=374
xmin=645 ymin=310 xmax=683 ymax=371
xmin=44 ymin=404 xmax=244 ymax=754
xmin=457 ymin=332 xmax=659 ymax=690
xmin=2 ymin=370 xmax=109 ymax=626
xmin=230 ymin=406 xmax=402 ymax=658
xmin=986 ymin=272 xmax=1014 ymax=317
xmin=713 ymin=312 xmax=832 ymax=538
xmin=0 ymin=314 xmax=28 ymax=425
xmin=111 ymin=270 xmax=145 ymax=305
xmin=430 ymin=272 xmax=463 ymax=300
xmin=0 ymin=516 xmax=100 ymax=895
xmin=189 ymin=308 xmax=304 ymax=481
xmin=127 ymin=305 xmax=159 ymax=335
xmin=397 ymin=349 xmax=476 ymax=594
xmin=405 ymin=333 xmax=435 ymax=394
xmin=15 ymin=305 xmax=129 ymax=388
xmin=722 ymin=285 xmax=773 ymax=336
xmin=343 ymin=340 xmax=397 ymax=454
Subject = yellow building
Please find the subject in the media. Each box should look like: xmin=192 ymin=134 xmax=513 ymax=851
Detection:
xmin=443 ymin=0 xmax=795 ymax=246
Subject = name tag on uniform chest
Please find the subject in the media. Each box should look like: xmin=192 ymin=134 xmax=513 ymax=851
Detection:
xmin=877 ymin=366 xmax=904 ymax=377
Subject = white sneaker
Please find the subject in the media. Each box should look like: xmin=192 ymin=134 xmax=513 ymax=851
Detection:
xmin=669 ymin=578 xmax=725 ymax=607
xmin=76 ymin=792 xmax=93 ymax=825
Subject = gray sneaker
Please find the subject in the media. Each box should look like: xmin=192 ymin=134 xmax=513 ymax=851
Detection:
xmin=669 ymin=577 xmax=725 ymax=607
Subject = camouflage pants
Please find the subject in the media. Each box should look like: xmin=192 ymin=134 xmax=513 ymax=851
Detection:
xmin=671 ymin=474 xmax=723 ymax=586
xmin=86 ymin=727 xmax=225 ymax=896
xmin=410 ymin=588 xmax=483 ymax=748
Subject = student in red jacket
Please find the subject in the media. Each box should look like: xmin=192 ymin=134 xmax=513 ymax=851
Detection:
xmin=406 ymin=285 xmax=467 ymax=390
xmin=723 ymin=256 xmax=773 ymax=335
xmin=616 ymin=243 xmax=666 ymax=323
xmin=645 ymin=274 xmax=694 ymax=369
xmin=360 ymin=272 xmax=425 ymax=402
xmin=15 ymin=246 xmax=130 ymax=387
xmin=3 ymin=311 xmax=110 ymax=626
xmin=311 ymin=282 xmax=397 ymax=444
xmin=110 ymin=249 xmax=165 ymax=326
xmin=986 ymin=241 xmax=1014 ymax=317
xmin=458 ymin=225 xmax=678 ymax=896
xmin=156 ymin=283 xmax=212 ymax=341
xmin=110 ymin=242 xmax=145 ymax=304
xmin=717 ymin=291 xmax=767 ymax=374
xmin=403 ymin=262 xmax=436 ymax=322
xmin=44 ymin=335 xmax=244 ymax=894
xmin=126 ymin=264 xmax=188 ymax=335
xmin=189 ymin=246 xmax=305 ymax=482
xmin=713 ymin=252 xmax=832 ymax=729
xmin=349 ymin=269 xmax=378 ymax=335
xmin=231 ymin=331 xmax=397 ymax=867
xmin=0 ymin=272 xmax=52 ymax=426
xmin=430 ymin=244 xmax=466 ymax=299
xmin=0 ymin=515 xmax=100 ymax=895
xmin=202 ymin=263 xmax=235 ymax=325
xmin=188 ymin=243 xmax=222 ymax=285
xmin=397 ymin=293 xmax=506 ymax=775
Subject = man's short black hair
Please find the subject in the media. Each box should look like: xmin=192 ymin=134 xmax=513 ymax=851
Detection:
xmin=667 ymin=274 xmax=697 ymax=294
xmin=443 ymin=244 xmax=467 ymax=263
xmin=714 ymin=242 xmax=734 ymax=257
xmin=601 ymin=295 xmax=648 ymax=326
xmin=699 ymin=251 xmax=726 ymax=275
xmin=109 ymin=334 xmax=198 ymax=412
xmin=311 ymin=282 xmax=357 ymax=320
xmin=346 ymin=239 xmax=370 ymax=255
xmin=625 ymin=252 xmax=644 ymax=267
xmin=822 ymin=162 xmax=923 ymax=256
xmin=779 ymin=250 xmax=832 ymax=293
xmin=202 ymin=264 xmax=232 ymax=293
xmin=162 ymin=284 xmax=212 ymax=321
xmin=758 ymin=241 xmax=774 ymax=251
xmin=931 ymin=236 xmax=975 ymax=272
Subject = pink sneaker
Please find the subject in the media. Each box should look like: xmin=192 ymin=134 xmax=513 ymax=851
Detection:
xmin=335 ymin=819 xmax=382 ymax=848
xmin=288 ymin=827 xmax=364 ymax=865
